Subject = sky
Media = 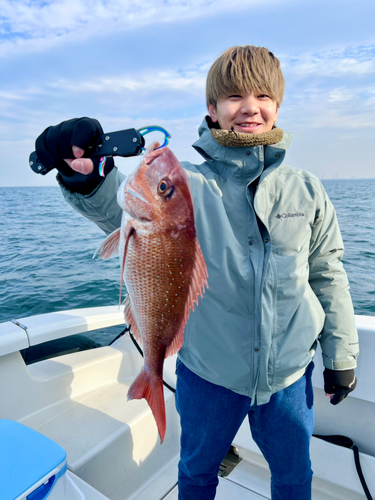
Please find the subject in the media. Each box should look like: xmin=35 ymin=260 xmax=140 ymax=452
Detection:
xmin=1 ymin=0 xmax=375 ymax=187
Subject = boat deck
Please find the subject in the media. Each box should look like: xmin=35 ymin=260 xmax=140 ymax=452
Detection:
xmin=162 ymin=448 xmax=366 ymax=500
xmin=1 ymin=309 xmax=375 ymax=500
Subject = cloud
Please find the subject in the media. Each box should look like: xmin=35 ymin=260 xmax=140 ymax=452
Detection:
xmin=283 ymin=45 xmax=375 ymax=78
xmin=0 ymin=0 xmax=284 ymax=57
xmin=0 ymin=0 xmax=88 ymax=36
xmin=281 ymin=84 xmax=375 ymax=131
xmin=50 ymin=65 xmax=209 ymax=94
xmin=328 ymin=87 xmax=354 ymax=103
xmin=0 ymin=61 xmax=210 ymax=130
xmin=277 ymin=45 xmax=375 ymax=131
xmin=1 ymin=2 xmax=375 ymax=184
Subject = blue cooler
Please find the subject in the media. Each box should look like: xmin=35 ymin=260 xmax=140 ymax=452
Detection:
xmin=0 ymin=419 xmax=67 ymax=500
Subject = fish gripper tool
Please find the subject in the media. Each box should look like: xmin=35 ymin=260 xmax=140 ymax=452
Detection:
xmin=29 ymin=125 xmax=171 ymax=175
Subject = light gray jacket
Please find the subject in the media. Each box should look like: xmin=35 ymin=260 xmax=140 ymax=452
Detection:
xmin=60 ymin=118 xmax=359 ymax=405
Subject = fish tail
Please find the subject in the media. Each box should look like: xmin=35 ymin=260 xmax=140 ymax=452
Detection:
xmin=128 ymin=368 xmax=166 ymax=443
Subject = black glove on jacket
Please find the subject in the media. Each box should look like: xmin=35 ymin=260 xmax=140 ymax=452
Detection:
xmin=35 ymin=117 xmax=114 ymax=195
xmin=323 ymin=368 xmax=357 ymax=405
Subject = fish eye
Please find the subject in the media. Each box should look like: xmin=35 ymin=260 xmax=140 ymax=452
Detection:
xmin=157 ymin=178 xmax=174 ymax=198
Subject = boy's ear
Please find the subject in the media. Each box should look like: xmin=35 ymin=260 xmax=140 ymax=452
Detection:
xmin=208 ymin=104 xmax=218 ymax=123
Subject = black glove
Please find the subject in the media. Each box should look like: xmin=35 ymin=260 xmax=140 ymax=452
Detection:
xmin=323 ymin=368 xmax=357 ymax=405
xmin=35 ymin=117 xmax=114 ymax=195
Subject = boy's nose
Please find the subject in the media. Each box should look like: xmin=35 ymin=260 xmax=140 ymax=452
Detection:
xmin=240 ymin=96 xmax=259 ymax=115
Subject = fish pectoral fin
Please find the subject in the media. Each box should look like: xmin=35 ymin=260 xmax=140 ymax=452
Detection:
xmin=124 ymin=295 xmax=142 ymax=344
xmin=119 ymin=220 xmax=135 ymax=304
xmin=165 ymin=239 xmax=208 ymax=358
xmin=93 ymin=228 xmax=121 ymax=259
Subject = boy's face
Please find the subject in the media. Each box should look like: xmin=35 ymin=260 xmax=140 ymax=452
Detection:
xmin=208 ymin=91 xmax=279 ymax=134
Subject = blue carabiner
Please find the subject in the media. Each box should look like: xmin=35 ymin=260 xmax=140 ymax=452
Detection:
xmin=137 ymin=126 xmax=171 ymax=152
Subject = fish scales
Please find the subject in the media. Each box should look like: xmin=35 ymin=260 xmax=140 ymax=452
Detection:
xmin=125 ymin=231 xmax=195 ymax=350
xmin=96 ymin=142 xmax=208 ymax=443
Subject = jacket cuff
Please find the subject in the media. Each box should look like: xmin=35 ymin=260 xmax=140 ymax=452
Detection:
xmin=322 ymin=353 xmax=357 ymax=370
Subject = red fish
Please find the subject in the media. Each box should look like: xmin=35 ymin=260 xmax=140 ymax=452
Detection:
xmin=96 ymin=143 xmax=208 ymax=443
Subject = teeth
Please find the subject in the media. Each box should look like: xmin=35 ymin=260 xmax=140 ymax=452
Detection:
xmin=239 ymin=123 xmax=258 ymax=127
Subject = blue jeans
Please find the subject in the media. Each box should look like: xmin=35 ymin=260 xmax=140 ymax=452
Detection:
xmin=175 ymin=359 xmax=314 ymax=500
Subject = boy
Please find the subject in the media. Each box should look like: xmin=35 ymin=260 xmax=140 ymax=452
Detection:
xmin=34 ymin=45 xmax=359 ymax=500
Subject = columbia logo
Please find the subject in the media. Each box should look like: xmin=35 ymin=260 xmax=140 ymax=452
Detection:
xmin=276 ymin=212 xmax=305 ymax=219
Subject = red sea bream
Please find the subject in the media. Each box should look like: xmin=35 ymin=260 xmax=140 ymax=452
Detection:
xmin=96 ymin=143 xmax=208 ymax=443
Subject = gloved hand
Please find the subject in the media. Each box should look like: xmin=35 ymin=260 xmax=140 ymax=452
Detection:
xmin=35 ymin=117 xmax=114 ymax=195
xmin=323 ymin=368 xmax=357 ymax=405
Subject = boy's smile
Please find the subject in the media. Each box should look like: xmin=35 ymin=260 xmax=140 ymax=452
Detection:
xmin=208 ymin=91 xmax=279 ymax=135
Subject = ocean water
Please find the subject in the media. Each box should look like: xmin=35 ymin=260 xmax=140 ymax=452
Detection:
xmin=1 ymin=180 xmax=375 ymax=345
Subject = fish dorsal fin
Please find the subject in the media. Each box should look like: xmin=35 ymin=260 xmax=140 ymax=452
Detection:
xmin=165 ymin=239 xmax=208 ymax=358
xmin=93 ymin=228 xmax=121 ymax=259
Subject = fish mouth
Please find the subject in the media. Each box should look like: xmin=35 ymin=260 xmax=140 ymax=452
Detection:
xmin=144 ymin=149 xmax=164 ymax=166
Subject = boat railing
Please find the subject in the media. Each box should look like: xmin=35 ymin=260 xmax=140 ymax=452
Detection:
xmin=0 ymin=306 xmax=125 ymax=357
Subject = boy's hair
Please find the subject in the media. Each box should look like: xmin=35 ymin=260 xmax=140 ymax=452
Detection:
xmin=206 ymin=45 xmax=285 ymax=108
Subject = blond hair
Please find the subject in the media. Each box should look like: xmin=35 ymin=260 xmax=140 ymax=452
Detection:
xmin=206 ymin=45 xmax=285 ymax=108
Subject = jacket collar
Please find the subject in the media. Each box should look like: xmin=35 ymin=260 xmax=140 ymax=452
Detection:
xmin=192 ymin=116 xmax=293 ymax=183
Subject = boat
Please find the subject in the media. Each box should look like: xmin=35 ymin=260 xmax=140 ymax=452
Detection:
xmin=1 ymin=306 xmax=374 ymax=499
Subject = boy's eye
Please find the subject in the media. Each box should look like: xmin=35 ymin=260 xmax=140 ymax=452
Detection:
xmin=228 ymin=94 xmax=242 ymax=99
xmin=258 ymin=94 xmax=270 ymax=99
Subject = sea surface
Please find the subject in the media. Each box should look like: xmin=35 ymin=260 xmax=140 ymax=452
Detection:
xmin=1 ymin=180 xmax=375 ymax=345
